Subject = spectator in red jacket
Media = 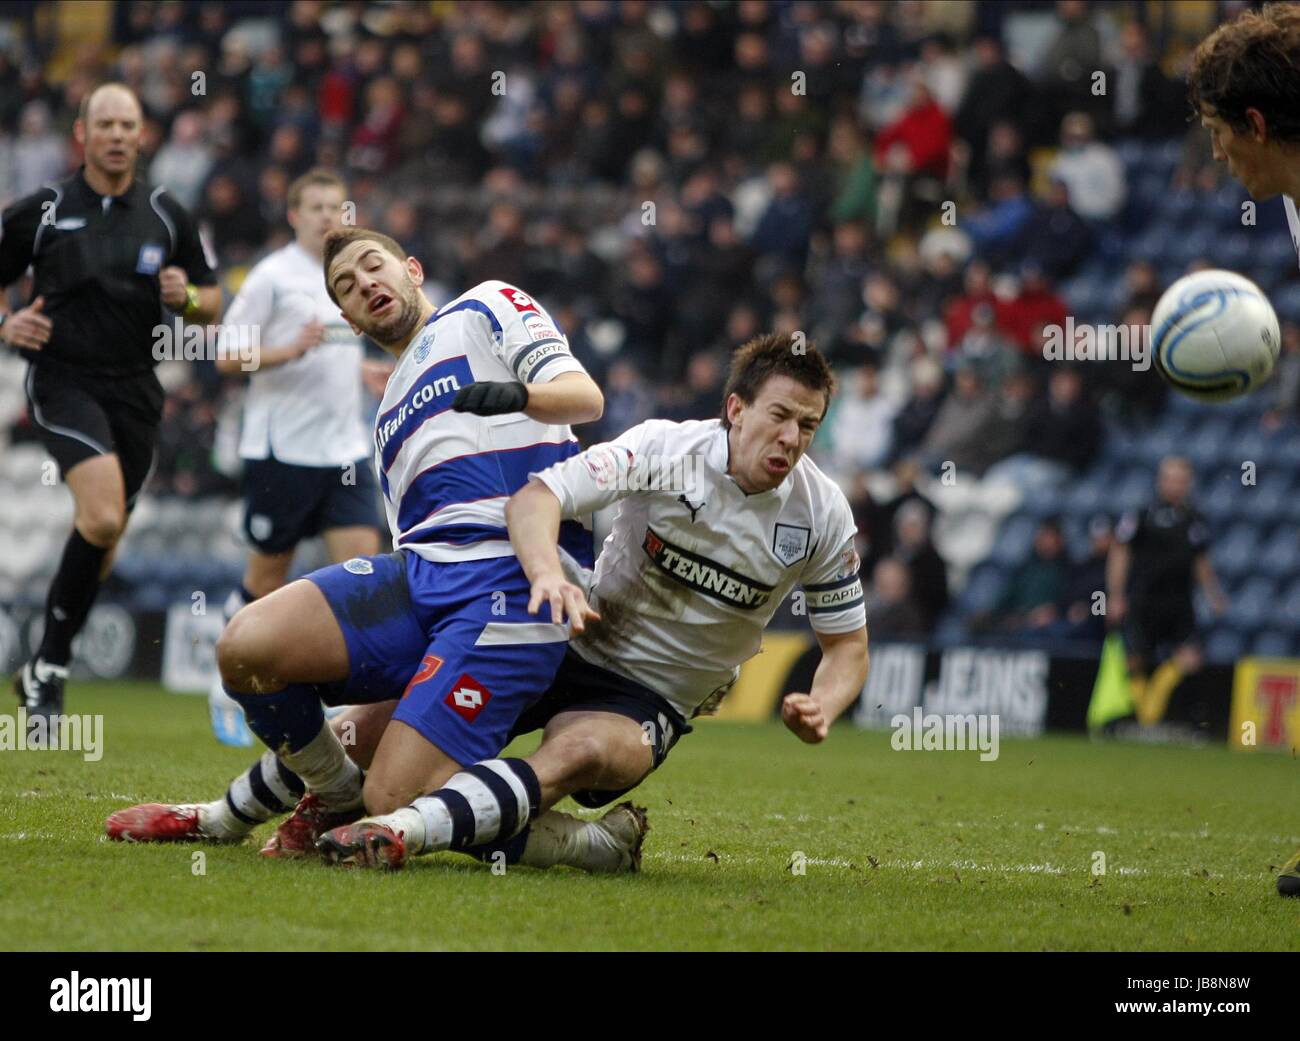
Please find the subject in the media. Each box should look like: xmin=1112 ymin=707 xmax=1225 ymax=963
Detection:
xmin=944 ymin=259 xmax=996 ymax=349
xmin=874 ymin=76 xmax=951 ymax=180
xmin=999 ymin=262 xmax=1068 ymax=355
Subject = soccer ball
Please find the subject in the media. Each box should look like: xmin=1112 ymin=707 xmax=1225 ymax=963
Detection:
xmin=1150 ymin=269 xmax=1280 ymax=402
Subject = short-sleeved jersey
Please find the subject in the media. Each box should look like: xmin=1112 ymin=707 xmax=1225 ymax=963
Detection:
xmin=532 ymin=418 xmax=866 ymax=719
xmin=220 ymin=241 xmax=370 ymax=466
xmin=376 ymin=280 xmax=593 ymax=568
xmin=0 ymin=167 xmax=217 ymax=376
xmin=1115 ymin=500 xmax=1210 ymax=604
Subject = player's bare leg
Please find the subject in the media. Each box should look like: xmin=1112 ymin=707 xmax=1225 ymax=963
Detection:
xmin=16 ymin=453 xmax=128 ymax=724
xmin=242 ymin=548 xmax=295 ymax=599
xmin=319 ymin=710 xmax=653 ymax=871
xmin=321 ymin=524 xmax=380 ymax=564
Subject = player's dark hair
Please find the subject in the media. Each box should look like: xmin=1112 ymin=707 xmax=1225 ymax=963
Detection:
xmin=720 ymin=332 xmax=836 ymax=430
xmin=288 ymin=168 xmax=346 ymax=211
xmin=1188 ymin=2 xmax=1300 ymax=145
xmin=322 ymin=227 xmax=407 ymax=306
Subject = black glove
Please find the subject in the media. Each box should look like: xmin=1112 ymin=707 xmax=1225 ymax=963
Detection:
xmin=452 ymin=380 xmax=529 ymax=416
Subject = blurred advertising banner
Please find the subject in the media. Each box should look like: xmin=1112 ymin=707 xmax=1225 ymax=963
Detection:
xmin=717 ymin=637 xmax=1236 ymax=742
xmin=1229 ymin=658 xmax=1300 ymax=751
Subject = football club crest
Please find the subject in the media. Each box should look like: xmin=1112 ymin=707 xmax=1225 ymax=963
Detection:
xmin=772 ymin=523 xmax=811 ymax=566
xmin=414 ymin=332 xmax=433 ymax=364
xmin=136 ymin=243 xmax=164 ymax=275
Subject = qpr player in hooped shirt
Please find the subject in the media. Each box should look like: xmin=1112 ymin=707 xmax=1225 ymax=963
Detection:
xmin=104 ymin=228 xmax=605 ymax=853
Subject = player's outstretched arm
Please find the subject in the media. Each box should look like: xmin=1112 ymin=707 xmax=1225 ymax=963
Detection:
xmin=782 ymin=626 xmax=869 ymax=744
xmin=519 ymin=371 xmax=603 ymax=424
xmin=506 ymin=478 xmax=599 ymax=632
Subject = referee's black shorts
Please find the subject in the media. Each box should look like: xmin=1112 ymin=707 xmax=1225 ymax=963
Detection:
xmin=24 ymin=363 xmax=162 ymax=506
xmin=1125 ymin=595 xmax=1199 ymax=666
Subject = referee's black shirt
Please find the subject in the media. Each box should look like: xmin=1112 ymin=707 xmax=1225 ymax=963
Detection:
xmin=1114 ymin=500 xmax=1210 ymax=606
xmin=0 ymin=165 xmax=218 ymax=378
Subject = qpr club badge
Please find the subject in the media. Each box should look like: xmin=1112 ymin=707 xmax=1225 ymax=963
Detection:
xmin=771 ymin=523 xmax=811 ymax=566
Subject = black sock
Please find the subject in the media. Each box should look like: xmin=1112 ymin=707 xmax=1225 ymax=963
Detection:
xmin=37 ymin=529 xmax=109 ymax=667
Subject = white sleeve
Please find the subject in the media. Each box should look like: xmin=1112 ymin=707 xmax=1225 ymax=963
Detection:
xmin=530 ymin=420 xmax=663 ymax=518
xmin=799 ymin=491 xmax=866 ymax=634
xmin=477 ymin=281 xmax=587 ymax=384
xmin=218 ymin=261 xmax=275 ymax=354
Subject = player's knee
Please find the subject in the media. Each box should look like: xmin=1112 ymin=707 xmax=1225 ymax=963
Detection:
xmin=78 ymin=503 xmax=127 ymax=547
xmin=216 ymin=607 xmax=269 ymax=686
xmin=549 ymin=728 xmax=627 ymax=787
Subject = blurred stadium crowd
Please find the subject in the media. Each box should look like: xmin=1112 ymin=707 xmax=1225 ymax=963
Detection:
xmin=1 ymin=0 xmax=1298 ymax=656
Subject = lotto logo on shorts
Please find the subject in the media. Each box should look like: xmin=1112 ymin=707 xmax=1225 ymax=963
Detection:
xmin=445 ymin=673 xmax=492 ymax=722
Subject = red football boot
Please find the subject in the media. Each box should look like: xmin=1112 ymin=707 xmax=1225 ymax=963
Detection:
xmin=316 ymin=819 xmax=409 ymax=869
xmin=105 ymin=803 xmax=221 ymax=843
xmin=259 ymin=793 xmax=364 ymax=859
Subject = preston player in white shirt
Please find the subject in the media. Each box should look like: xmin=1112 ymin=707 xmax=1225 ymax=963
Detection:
xmin=1189 ymin=2 xmax=1300 ymax=897
xmin=317 ymin=333 xmax=871 ymax=869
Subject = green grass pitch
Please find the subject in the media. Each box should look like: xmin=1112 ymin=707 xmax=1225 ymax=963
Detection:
xmin=1 ymin=682 xmax=1297 ymax=951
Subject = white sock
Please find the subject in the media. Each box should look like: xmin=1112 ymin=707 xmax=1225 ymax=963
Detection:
xmin=373 ymin=806 xmax=426 ymax=850
xmin=278 ymin=723 xmax=363 ymax=812
xmin=519 ymin=810 xmax=629 ymax=872
xmin=197 ymin=799 xmax=250 ymax=840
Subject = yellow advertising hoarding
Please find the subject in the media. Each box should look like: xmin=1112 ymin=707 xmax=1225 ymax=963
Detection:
xmin=1229 ymin=658 xmax=1300 ymax=751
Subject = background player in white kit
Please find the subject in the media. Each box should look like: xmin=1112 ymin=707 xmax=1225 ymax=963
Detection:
xmin=317 ymin=333 xmax=871 ymax=869
xmin=208 ymin=169 xmax=389 ymax=745
xmin=1188 ymin=2 xmax=1300 ymax=897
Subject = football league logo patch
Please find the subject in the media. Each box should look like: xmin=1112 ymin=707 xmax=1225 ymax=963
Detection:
xmin=343 ymin=557 xmax=374 ymax=575
xmin=772 ymin=523 xmax=811 ymax=566
xmin=445 ymin=673 xmax=492 ymax=722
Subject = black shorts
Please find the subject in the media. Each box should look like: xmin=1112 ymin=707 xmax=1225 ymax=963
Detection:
xmin=1126 ymin=596 xmax=1198 ymax=665
xmin=508 ymin=647 xmax=692 ymax=808
xmin=24 ymin=363 xmax=161 ymax=506
xmin=241 ymin=454 xmax=382 ymax=554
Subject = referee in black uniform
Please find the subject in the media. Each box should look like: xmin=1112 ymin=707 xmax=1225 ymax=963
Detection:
xmin=0 ymin=83 xmax=220 ymax=719
xmin=1106 ymin=455 xmax=1229 ymax=727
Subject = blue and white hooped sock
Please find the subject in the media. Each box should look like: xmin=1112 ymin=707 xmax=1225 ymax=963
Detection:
xmin=408 ymin=759 xmax=541 ymax=855
xmin=224 ymin=682 xmax=362 ymax=811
